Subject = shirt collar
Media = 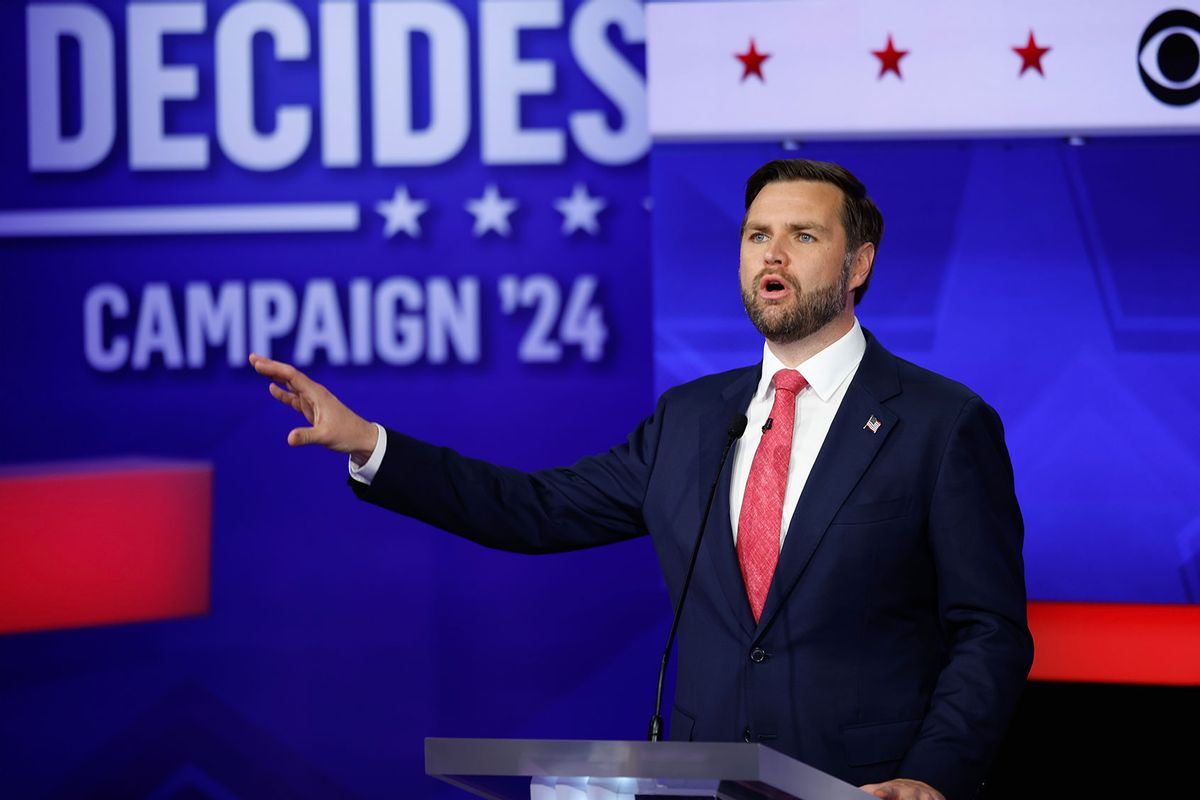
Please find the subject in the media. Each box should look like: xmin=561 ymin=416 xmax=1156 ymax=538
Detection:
xmin=756 ymin=318 xmax=867 ymax=403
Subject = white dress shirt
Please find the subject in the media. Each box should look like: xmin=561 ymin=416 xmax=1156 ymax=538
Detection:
xmin=349 ymin=423 xmax=388 ymax=484
xmin=728 ymin=319 xmax=866 ymax=546
xmin=351 ymin=319 xmax=868 ymax=553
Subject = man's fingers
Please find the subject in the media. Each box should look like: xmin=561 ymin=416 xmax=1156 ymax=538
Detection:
xmin=857 ymin=781 xmax=939 ymax=800
xmin=268 ymin=381 xmax=299 ymax=409
xmin=256 ymin=355 xmax=322 ymax=424
xmin=249 ymin=352 xmax=287 ymax=379
xmin=250 ymin=353 xmax=317 ymax=393
xmin=268 ymin=382 xmax=317 ymax=423
xmin=254 ymin=352 xmax=363 ymax=453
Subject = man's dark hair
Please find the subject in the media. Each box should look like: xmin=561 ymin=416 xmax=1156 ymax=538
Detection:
xmin=743 ymin=159 xmax=884 ymax=305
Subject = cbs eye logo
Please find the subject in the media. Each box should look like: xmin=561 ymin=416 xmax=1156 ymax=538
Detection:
xmin=1139 ymin=9 xmax=1200 ymax=106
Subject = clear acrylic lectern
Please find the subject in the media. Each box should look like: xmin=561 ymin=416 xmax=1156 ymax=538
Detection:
xmin=426 ymin=738 xmax=870 ymax=799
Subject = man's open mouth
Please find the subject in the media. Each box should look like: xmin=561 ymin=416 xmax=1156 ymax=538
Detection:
xmin=758 ymin=274 xmax=791 ymax=299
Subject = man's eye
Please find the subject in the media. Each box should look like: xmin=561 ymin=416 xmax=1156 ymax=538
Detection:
xmin=750 ymin=232 xmax=767 ymax=242
xmin=798 ymin=233 xmax=814 ymax=243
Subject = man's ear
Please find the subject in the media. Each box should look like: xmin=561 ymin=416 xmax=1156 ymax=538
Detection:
xmin=849 ymin=242 xmax=875 ymax=292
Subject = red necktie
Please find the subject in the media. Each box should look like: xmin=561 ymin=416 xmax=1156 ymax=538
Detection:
xmin=737 ymin=368 xmax=808 ymax=623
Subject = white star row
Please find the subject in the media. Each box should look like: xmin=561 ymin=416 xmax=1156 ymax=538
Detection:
xmin=375 ymin=183 xmax=610 ymax=240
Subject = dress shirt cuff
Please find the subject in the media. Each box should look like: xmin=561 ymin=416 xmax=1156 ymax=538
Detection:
xmin=348 ymin=423 xmax=387 ymax=484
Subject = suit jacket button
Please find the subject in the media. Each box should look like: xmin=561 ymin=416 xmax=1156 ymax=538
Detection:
xmin=742 ymin=727 xmax=753 ymax=742
xmin=749 ymin=647 xmax=768 ymax=663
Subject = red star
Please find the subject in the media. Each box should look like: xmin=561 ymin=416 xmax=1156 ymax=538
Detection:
xmin=1013 ymin=30 xmax=1051 ymax=77
xmin=871 ymin=34 xmax=909 ymax=79
xmin=735 ymin=39 xmax=770 ymax=82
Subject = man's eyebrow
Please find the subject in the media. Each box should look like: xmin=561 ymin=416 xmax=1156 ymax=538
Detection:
xmin=741 ymin=220 xmax=830 ymax=233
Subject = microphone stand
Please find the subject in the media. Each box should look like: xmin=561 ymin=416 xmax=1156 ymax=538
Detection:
xmin=648 ymin=414 xmax=748 ymax=741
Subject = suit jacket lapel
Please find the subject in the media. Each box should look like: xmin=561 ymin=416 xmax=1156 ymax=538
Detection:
xmin=697 ymin=366 xmax=760 ymax=637
xmin=755 ymin=332 xmax=902 ymax=635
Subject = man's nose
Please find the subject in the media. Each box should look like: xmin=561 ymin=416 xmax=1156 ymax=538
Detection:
xmin=764 ymin=240 xmax=785 ymax=265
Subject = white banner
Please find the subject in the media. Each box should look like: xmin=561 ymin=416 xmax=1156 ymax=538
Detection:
xmin=647 ymin=1 xmax=1200 ymax=139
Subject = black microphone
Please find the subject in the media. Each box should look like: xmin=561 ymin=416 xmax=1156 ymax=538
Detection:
xmin=648 ymin=413 xmax=748 ymax=742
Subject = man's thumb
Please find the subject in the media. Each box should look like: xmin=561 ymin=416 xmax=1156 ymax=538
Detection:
xmin=288 ymin=427 xmax=316 ymax=447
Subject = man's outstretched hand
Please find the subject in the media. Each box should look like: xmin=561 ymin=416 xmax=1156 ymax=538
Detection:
xmin=249 ymin=354 xmax=378 ymax=463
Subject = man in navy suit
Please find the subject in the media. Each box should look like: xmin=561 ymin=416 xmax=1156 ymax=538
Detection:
xmin=251 ymin=160 xmax=1032 ymax=800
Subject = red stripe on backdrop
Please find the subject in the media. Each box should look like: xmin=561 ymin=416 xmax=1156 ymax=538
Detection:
xmin=0 ymin=462 xmax=211 ymax=635
xmin=1028 ymin=601 xmax=1200 ymax=685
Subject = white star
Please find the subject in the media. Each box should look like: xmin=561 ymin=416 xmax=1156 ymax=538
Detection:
xmin=554 ymin=183 xmax=607 ymax=236
xmin=464 ymin=184 xmax=519 ymax=237
xmin=375 ymin=185 xmax=428 ymax=239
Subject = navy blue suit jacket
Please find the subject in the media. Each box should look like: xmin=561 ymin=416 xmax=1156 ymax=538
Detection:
xmin=352 ymin=331 xmax=1033 ymax=799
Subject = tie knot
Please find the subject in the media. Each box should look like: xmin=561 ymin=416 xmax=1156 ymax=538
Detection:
xmin=772 ymin=369 xmax=807 ymax=396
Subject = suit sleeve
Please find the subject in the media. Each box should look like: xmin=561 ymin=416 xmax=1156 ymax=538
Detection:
xmin=347 ymin=394 xmax=669 ymax=554
xmin=899 ymin=396 xmax=1034 ymax=800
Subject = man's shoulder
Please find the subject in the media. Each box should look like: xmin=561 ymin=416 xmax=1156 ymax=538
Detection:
xmin=868 ymin=340 xmax=998 ymax=431
xmin=863 ymin=332 xmax=993 ymax=414
xmin=893 ymin=355 xmax=979 ymax=404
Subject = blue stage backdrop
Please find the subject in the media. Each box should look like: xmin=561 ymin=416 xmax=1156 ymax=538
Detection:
xmin=3 ymin=1 xmax=1200 ymax=798
xmin=1 ymin=2 xmax=660 ymax=798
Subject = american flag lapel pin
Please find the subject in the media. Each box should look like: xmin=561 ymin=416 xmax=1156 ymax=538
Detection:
xmin=864 ymin=415 xmax=882 ymax=433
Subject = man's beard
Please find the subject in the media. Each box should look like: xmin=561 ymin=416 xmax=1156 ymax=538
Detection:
xmin=741 ymin=255 xmax=851 ymax=344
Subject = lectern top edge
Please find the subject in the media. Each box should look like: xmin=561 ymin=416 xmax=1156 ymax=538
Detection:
xmin=425 ymin=737 xmax=871 ymax=800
